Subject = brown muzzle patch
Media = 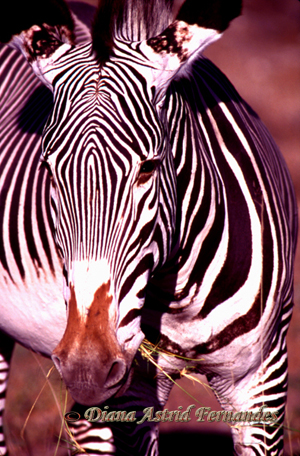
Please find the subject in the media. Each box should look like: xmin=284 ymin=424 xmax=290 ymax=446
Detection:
xmin=52 ymin=281 xmax=127 ymax=404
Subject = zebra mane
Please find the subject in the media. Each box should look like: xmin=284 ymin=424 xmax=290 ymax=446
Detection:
xmin=92 ymin=0 xmax=242 ymax=64
xmin=92 ymin=0 xmax=175 ymax=63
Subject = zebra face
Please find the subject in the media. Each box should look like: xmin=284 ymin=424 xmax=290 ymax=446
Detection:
xmin=5 ymin=0 xmax=242 ymax=405
xmin=40 ymin=43 xmax=177 ymax=404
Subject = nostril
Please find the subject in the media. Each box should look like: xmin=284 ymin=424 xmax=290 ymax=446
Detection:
xmin=52 ymin=354 xmax=62 ymax=376
xmin=106 ymin=359 xmax=126 ymax=388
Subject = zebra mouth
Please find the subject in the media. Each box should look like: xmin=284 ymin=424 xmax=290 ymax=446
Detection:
xmin=67 ymin=380 xmax=126 ymax=406
xmin=66 ymin=364 xmax=133 ymax=406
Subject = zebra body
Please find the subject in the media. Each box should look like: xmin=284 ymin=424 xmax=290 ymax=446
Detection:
xmin=0 ymin=0 xmax=297 ymax=454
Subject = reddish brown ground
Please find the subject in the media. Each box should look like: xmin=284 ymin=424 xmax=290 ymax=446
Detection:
xmin=4 ymin=0 xmax=300 ymax=454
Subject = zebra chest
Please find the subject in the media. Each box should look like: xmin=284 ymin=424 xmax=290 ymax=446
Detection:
xmin=0 ymin=265 xmax=67 ymax=355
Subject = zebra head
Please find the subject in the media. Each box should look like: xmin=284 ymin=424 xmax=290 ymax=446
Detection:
xmin=5 ymin=0 xmax=242 ymax=405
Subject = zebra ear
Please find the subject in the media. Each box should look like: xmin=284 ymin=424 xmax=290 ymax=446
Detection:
xmin=1 ymin=0 xmax=75 ymax=91
xmin=140 ymin=0 xmax=242 ymax=102
xmin=140 ymin=21 xmax=221 ymax=99
xmin=9 ymin=25 xmax=74 ymax=91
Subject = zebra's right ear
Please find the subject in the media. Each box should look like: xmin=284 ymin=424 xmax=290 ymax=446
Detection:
xmin=138 ymin=0 xmax=242 ymax=104
xmin=0 ymin=0 xmax=75 ymax=91
xmin=8 ymin=25 xmax=74 ymax=91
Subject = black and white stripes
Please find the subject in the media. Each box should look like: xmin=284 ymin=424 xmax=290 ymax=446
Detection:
xmin=0 ymin=1 xmax=297 ymax=455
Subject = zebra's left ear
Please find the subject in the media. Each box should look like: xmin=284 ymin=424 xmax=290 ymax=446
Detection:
xmin=140 ymin=0 xmax=242 ymax=103
xmin=139 ymin=21 xmax=220 ymax=102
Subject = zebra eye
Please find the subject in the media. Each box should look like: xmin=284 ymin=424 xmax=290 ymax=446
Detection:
xmin=41 ymin=159 xmax=53 ymax=178
xmin=137 ymin=160 xmax=156 ymax=186
xmin=140 ymin=160 xmax=155 ymax=174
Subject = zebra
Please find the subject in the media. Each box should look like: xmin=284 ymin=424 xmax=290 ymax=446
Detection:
xmin=0 ymin=0 xmax=297 ymax=454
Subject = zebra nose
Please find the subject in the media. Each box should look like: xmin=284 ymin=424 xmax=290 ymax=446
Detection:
xmin=51 ymin=283 xmax=130 ymax=403
xmin=51 ymin=352 xmax=127 ymax=386
xmin=51 ymin=350 xmax=128 ymax=402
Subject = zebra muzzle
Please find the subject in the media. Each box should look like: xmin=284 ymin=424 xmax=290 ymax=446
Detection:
xmin=52 ymin=282 xmax=130 ymax=405
xmin=52 ymin=350 xmax=128 ymax=405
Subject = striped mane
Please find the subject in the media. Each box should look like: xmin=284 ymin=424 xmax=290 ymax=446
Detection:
xmin=92 ymin=0 xmax=175 ymax=62
xmin=91 ymin=0 xmax=242 ymax=63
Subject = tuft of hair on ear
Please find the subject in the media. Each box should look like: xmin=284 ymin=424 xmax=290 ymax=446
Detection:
xmin=0 ymin=0 xmax=74 ymax=44
xmin=92 ymin=0 xmax=174 ymax=65
xmin=176 ymin=0 xmax=242 ymax=32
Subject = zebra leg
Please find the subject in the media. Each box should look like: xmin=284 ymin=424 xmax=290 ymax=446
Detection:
xmin=207 ymin=324 xmax=290 ymax=456
xmin=104 ymin=355 xmax=174 ymax=456
xmin=67 ymin=402 xmax=160 ymax=456
xmin=66 ymin=405 xmax=116 ymax=456
xmin=0 ymin=332 xmax=15 ymax=456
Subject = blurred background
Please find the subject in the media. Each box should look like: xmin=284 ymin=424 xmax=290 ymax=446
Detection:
xmin=3 ymin=0 xmax=300 ymax=454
